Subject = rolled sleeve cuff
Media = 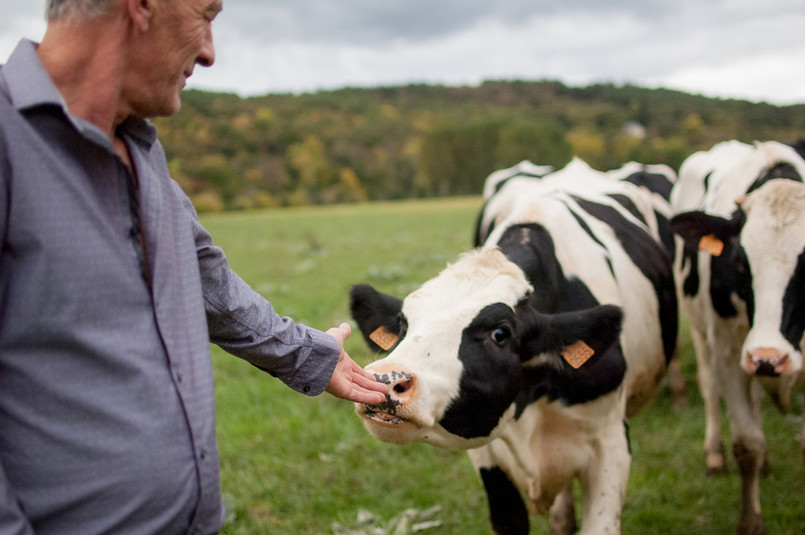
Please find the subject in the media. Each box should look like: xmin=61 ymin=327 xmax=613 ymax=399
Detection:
xmin=283 ymin=328 xmax=341 ymax=396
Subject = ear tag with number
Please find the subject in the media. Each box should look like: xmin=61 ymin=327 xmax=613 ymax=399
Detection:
xmin=698 ymin=234 xmax=724 ymax=257
xmin=369 ymin=326 xmax=399 ymax=351
xmin=562 ymin=340 xmax=595 ymax=369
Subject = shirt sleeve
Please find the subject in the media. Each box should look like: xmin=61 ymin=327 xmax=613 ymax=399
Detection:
xmin=170 ymin=181 xmax=340 ymax=396
xmin=0 ymin=101 xmax=8 ymax=247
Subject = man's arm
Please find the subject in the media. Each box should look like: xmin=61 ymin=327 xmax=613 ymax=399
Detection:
xmin=170 ymin=181 xmax=385 ymax=402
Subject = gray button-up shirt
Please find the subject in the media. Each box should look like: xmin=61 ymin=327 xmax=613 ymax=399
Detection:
xmin=0 ymin=39 xmax=340 ymax=535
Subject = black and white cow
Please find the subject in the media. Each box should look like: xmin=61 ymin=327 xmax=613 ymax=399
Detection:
xmin=350 ymin=158 xmax=678 ymax=535
xmin=670 ymin=140 xmax=805 ymax=535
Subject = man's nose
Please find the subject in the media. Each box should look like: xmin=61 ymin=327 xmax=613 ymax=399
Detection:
xmin=198 ymin=26 xmax=215 ymax=68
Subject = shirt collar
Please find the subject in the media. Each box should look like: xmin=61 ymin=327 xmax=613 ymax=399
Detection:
xmin=2 ymin=38 xmax=157 ymax=148
xmin=3 ymin=38 xmax=66 ymax=112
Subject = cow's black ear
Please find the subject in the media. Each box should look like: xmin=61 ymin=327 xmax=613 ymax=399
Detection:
xmin=670 ymin=208 xmax=746 ymax=247
xmin=516 ymin=303 xmax=623 ymax=364
xmin=349 ymin=283 xmax=404 ymax=353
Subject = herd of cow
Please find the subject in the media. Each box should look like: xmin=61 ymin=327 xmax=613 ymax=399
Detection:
xmin=347 ymin=139 xmax=805 ymax=535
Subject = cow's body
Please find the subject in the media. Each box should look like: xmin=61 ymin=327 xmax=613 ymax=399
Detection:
xmin=670 ymin=140 xmax=805 ymax=535
xmin=350 ymin=159 xmax=678 ymax=535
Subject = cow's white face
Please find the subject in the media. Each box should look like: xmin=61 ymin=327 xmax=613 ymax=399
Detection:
xmin=351 ymin=246 xmax=626 ymax=451
xmin=739 ymin=181 xmax=805 ymax=387
xmin=356 ymin=248 xmax=532 ymax=450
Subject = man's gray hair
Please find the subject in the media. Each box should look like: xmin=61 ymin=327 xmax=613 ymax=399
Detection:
xmin=45 ymin=0 xmax=118 ymax=21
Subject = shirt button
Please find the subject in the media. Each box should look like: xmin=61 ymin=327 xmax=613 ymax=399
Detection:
xmin=175 ymin=372 xmax=183 ymax=383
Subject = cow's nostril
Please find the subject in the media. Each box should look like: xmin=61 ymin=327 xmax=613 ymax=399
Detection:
xmin=393 ymin=378 xmax=412 ymax=395
xmin=370 ymin=369 xmax=415 ymax=398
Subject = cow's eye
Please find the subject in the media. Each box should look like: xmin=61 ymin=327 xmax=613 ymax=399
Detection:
xmin=491 ymin=327 xmax=511 ymax=345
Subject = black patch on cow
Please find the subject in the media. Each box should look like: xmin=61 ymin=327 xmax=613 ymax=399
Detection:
xmin=349 ymin=283 xmax=405 ymax=353
xmin=479 ymin=467 xmax=530 ymax=535
xmin=710 ymin=240 xmax=754 ymax=321
xmin=572 ymin=197 xmax=678 ymax=362
xmin=439 ymin=304 xmax=525 ymax=439
xmin=608 ymin=193 xmax=647 ymax=226
xmin=514 ymin=303 xmax=627 ymax=413
xmin=680 ymin=247 xmax=701 ymax=298
xmin=671 ymin=209 xmax=754 ymax=321
xmin=623 ymin=420 xmax=632 ymax=455
xmin=654 ymin=210 xmax=676 ymax=262
xmin=496 ymin=224 xmax=565 ymax=312
xmin=622 ymin=170 xmax=674 ymax=201
xmin=781 ymin=247 xmax=805 ymax=351
xmin=746 ymin=163 xmax=803 ymax=195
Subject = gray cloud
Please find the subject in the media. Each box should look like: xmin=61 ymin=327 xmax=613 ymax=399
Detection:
xmin=1 ymin=0 xmax=803 ymax=104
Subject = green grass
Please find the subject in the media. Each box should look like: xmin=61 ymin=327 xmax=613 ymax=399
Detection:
xmin=203 ymin=198 xmax=805 ymax=534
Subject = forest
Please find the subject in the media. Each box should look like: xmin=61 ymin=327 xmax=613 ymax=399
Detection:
xmin=151 ymin=80 xmax=805 ymax=212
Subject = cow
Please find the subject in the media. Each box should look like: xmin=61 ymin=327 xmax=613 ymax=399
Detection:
xmin=669 ymin=140 xmax=805 ymax=535
xmin=349 ymin=158 xmax=678 ymax=535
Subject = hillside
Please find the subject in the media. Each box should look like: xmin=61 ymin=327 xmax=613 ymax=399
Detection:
xmin=151 ymin=80 xmax=805 ymax=211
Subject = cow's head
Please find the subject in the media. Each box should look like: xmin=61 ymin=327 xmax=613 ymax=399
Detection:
xmin=350 ymin=248 xmax=623 ymax=450
xmin=671 ymin=180 xmax=805 ymax=408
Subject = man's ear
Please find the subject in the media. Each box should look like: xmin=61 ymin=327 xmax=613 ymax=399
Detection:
xmin=126 ymin=0 xmax=156 ymax=32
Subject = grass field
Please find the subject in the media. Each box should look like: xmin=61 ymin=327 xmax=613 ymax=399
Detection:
xmin=202 ymin=197 xmax=805 ymax=534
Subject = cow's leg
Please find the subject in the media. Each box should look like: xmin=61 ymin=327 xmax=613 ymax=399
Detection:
xmin=693 ymin=326 xmax=727 ymax=474
xmin=577 ymin=422 xmax=630 ymax=535
xmin=548 ymin=484 xmax=576 ymax=535
xmin=721 ymin=369 xmax=766 ymax=535
xmin=478 ymin=466 xmax=530 ymax=535
xmin=748 ymin=380 xmax=771 ymax=477
xmin=667 ymin=347 xmax=688 ymax=408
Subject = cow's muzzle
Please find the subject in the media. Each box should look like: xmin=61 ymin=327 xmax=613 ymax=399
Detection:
xmin=744 ymin=348 xmax=790 ymax=376
xmin=358 ymin=366 xmax=418 ymax=426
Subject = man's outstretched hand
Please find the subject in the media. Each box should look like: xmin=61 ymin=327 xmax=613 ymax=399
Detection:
xmin=325 ymin=323 xmax=388 ymax=404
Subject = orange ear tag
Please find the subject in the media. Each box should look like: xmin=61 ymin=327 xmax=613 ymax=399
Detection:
xmin=368 ymin=326 xmax=399 ymax=351
xmin=698 ymin=234 xmax=724 ymax=257
xmin=562 ymin=340 xmax=595 ymax=369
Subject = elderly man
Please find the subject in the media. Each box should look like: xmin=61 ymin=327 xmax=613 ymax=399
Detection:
xmin=0 ymin=1 xmax=388 ymax=534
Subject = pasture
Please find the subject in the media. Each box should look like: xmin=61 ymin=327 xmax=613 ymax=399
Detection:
xmin=204 ymin=197 xmax=805 ymax=534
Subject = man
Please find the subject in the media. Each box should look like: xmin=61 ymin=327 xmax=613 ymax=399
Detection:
xmin=0 ymin=0 xmax=388 ymax=533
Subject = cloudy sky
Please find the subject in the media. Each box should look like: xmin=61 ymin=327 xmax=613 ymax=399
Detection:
xmin=2 ymin=0 xmax=804 ymax=105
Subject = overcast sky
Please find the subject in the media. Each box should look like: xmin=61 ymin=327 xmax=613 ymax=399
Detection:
xmin=2 ymin=0 xmax=804 ymax=105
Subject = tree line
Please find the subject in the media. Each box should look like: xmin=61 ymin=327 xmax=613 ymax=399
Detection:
xmin=151 ymin=80 xmax=805 ymax=212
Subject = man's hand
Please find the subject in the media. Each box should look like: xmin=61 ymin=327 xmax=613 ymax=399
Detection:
xmin=325 ymin=323 xmax=389 ymax=404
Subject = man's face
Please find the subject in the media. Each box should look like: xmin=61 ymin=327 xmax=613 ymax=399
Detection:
xmin=127 ymin=0 xmax=222 ymax=118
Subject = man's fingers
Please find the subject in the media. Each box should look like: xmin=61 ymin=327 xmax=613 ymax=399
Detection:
xmin=351 ymin=388 xmax=387 ymax=406
xmin=354 ymin=367 xmax=389 ymax=393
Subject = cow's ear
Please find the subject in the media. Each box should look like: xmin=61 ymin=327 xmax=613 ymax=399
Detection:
xmin=670 ymin=208 xmax=746 ymax=255
xmin=516 ymin=302 xmax=623 ymax=365
xmin=349 ymin=284 xmax=404 ymax=353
